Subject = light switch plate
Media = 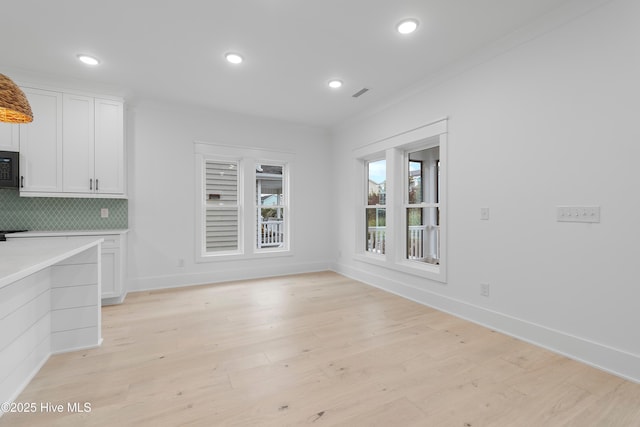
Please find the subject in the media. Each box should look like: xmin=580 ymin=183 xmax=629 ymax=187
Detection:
xmin=557 ymin=206 xmax=600 ymax=223
xmin=480 ymin=283 xmax=490 ymax=297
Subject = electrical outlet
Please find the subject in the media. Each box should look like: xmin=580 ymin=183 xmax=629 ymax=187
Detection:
xmin=480 ymin=207 xmax=490 ymax=220
xmin=480 ymin=283 xmax=490 ymax=297
xmin=100 ymin=208 xmax=109 ymax=218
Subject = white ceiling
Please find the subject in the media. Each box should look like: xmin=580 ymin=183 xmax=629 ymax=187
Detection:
xmin=1 ymin=0 xmax=573 ymax=128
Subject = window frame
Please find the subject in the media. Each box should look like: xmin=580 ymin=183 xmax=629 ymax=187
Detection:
xmin=196 ymin=155 xmax=244 ymax=259
xmin=402 ymin=143 xmax=441 ymax=266
xmin=365 ymin=157 xmax=387 ymax=257
xmin=255 ymin=161 xmax=290 ymax=253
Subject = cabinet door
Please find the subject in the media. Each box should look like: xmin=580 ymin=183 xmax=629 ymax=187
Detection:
xmin=19 ymin=88 xmax=63 ymax=192
xmin=94 ymin=99 xmax=124 ymax=194
xmin=100 ymin=248 xmax=120 ymax=298
xmin=63 ymin=94 xmax=95 ymax=193
xmin=102 ymin=249 xmax=118 ymax=298
xmin=0 ymin=122 xmax=19 ymax=151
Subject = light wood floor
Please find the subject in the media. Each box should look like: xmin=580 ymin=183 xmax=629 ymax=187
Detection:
xmin=1 ymin=272 xmax=639 ymax=426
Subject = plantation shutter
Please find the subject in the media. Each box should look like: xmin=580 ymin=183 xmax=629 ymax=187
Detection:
xmin=205 ymin=161 xmax=239 ymax=252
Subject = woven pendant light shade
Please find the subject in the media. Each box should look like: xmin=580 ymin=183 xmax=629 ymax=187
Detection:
xmin=0 ymin=73 xmax=33 ymax=123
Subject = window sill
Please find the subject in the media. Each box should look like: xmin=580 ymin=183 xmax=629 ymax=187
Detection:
xmin=354 ymin=252 xmax=386 ymax=263
xmin=196 ymin=249 xmax=293 ymax=264
xmin=354 ymin=253 xmax=446 ymax=284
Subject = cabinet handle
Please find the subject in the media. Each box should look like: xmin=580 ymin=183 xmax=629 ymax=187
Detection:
xmin=90 ymin=179 xmax=93 ymax=190
xmin=20 ymin=176 xmax=24 ymax=188
xmin=96 ymin=179 xmax=99 ymax=191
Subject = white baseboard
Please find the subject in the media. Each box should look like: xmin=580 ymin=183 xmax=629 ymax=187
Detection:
xmin=127 ymin=260 xmax=331 ymax=293
xmin=51 ymin=341 xmax=103 ymax=356
xmin=331 ymin=261 xmax=640 ymax=384
xmin=101 ymin=294 xmax=126 ymax=306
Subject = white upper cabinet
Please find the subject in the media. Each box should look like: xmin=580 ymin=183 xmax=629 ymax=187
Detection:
xmin=0 ymin=122 xmax=19 ymax=151
xmin=63 ymin=94 xmax=95 ymax=193
xmin=18 ymin=86 xmax=125 ymax=198
xmin=94 ymin=98 xmax=124 ymax=194
xmin=19 ymin=88 xmax=63 ymax=193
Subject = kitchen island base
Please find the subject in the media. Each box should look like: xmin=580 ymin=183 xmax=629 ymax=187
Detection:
xmin=0 ymin=240 xmax=102 ymax=414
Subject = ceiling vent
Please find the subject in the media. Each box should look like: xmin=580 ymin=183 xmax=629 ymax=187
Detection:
xmin=352 ymin=88 xmax=369 ymax=98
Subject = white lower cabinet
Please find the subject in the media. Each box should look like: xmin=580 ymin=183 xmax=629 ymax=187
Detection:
xmin=101 ymin=248 xmax=118 ymax=297
xmin=7 ymin=231 xmax=127 ymax=304
xmin=84 ymin=233 xmax=125 ymax=302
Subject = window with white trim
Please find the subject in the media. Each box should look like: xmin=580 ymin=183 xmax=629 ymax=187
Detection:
xmin=195 ymin=141 xmax=293 ymax=262
xmin=366 ymin=159 xmax=386 ymax=255
xmin=405 ymin=145 xmax=440 ymax=265
xmin=354 ymin=119 xmax=447 ymax=282
xmin=256 ymin=163 xmax=288 ymax=251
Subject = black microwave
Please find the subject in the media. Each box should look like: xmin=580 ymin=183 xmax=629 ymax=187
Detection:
xmin=0 ymin=151 xmax=20 ymax=189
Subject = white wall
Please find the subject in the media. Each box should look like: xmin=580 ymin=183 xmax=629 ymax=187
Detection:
xmin=126 ymin=101 xmax=331 ymax=291
xmin=330 ymin=0 xmax=640 ymax=382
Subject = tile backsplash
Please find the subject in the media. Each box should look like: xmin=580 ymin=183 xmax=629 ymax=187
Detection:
xmin=0 ymin=189 xmax=128 ymax=230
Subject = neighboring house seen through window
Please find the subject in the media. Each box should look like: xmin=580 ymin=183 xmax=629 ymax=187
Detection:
xmin=204 ymin=160 xmax=240 ymax=254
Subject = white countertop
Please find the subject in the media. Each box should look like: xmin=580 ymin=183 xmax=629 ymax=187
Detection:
xmin=0 ymin=238 xmax=103 ymax=289
xmin=7 ymin=229 xmax=128 ymax=238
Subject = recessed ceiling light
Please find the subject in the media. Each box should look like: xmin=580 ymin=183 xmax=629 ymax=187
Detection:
xmin=328 ymin=79 xmax=343 ymax=89
xmin=77 ymin=54 xmax=100 ymax=66
xmin=397 ymin=19 xmax=419 ymax=35
xmin=225 ymin=53 xmax=244 ymax=64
